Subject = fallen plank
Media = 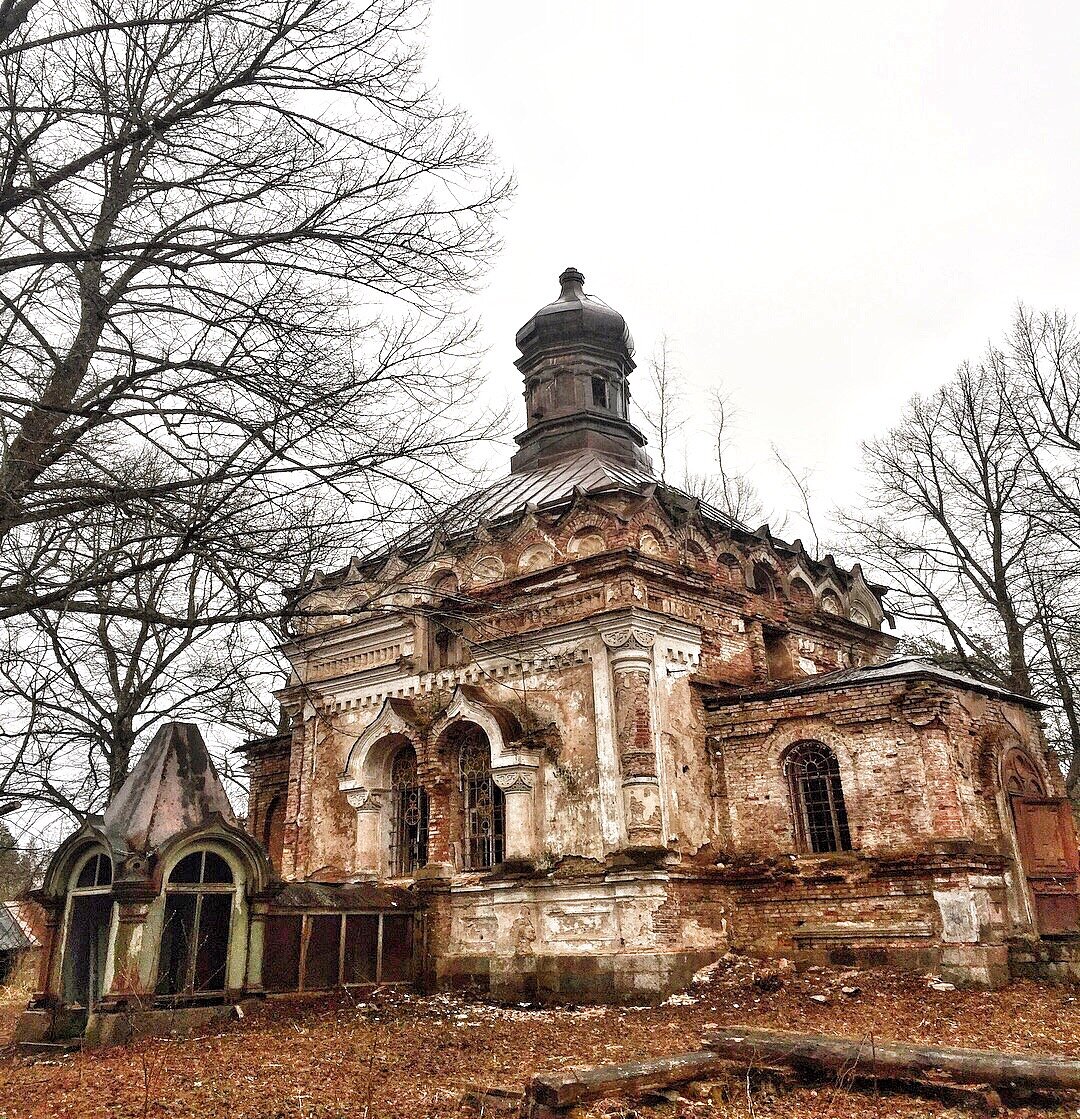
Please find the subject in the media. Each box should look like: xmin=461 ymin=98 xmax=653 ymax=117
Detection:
xmin=529 ymin=1050 xmax=732 ymax=1109
xmin=703 ymin=1026 xmax=1080 ymax=1093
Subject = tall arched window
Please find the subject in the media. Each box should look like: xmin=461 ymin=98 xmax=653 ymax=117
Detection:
xmin=390 ymin=745 xmax=428 ymax=877
xmin=62 ymin=849 xmax=114 ymax=1007
xmin=784 ymin=742 xmax=852 ymax=854
xmin=458 ymin=727 xmax=504 ymax=870
xmin=157 ymin=850 xmax=234 ymax=997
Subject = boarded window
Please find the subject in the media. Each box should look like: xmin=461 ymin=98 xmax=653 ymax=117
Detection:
xmin=304 ymin=915 xmax=342 ymax=990
xmin=264 ymin=915 xmax=302 ymax=991
xmin=380 ymin=915 xmax=414 ymax=982
xmin=785 ymin=741 xmax=852 ymax=854
xmin=343 ymin=914 xmax=379 ymax=984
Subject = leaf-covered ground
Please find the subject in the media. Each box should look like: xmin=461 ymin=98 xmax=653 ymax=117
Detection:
xmin=1 ymin=957 xmax=1079 ymax=1118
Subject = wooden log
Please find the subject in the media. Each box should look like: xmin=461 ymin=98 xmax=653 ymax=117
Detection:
xmin=528 ymin=1050 xmax=731 ymax=1110
xmin=703 ymin=1026 xmax=1080 ymax=1093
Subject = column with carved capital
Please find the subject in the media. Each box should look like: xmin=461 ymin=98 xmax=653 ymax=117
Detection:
xmin=604 ymin=627 xmax=665 ymax=850
xmin=341 ymin=780 xmax=383 ymax=877
xmin=492 ymin=765 xmax=537 ymax=865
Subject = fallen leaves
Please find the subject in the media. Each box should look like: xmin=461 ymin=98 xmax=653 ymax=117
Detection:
xmin=0 ymin=957 xmax=1077 ymax=1118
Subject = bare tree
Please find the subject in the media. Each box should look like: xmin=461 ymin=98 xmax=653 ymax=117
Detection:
xmin=843 ymin=315 xmax=1080 ymax=795
xmin=637 ymin=334 xmax=684 ymax=483
xmin=0 ymin=0 xmax=510 ymax=621
xmin=0 ymin=0 xmax=511 ymax=831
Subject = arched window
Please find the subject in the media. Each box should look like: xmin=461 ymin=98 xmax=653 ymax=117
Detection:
xmin=784 ymin=742 xmax=852 ymax=854
xmin=262 ymin=794 xmax=285 ymax=873
xmin=157 ymin=850 xmax=235 ymax=997
xmin=62 ymin=849 xmax=114 ymax=1008
xmin=390 ymin=745 xmax=428 ymax=877
xmin=753 ymin=562 xmax=777 ymax=599
xmin=458 ymin=727 xmax=504 ymax=870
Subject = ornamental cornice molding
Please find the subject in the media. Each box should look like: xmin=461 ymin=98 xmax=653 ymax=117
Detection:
xmin=491 ymin=766 xmax=536 ymax=793
xmin=339 ymin=781 xmax=383 ymax=812
xmin=601 ymin=626 xmax=656 ymax=651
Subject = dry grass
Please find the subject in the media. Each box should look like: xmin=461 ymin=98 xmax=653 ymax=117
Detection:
xmin=0 ymin=959 xmax=1078 ymax=1118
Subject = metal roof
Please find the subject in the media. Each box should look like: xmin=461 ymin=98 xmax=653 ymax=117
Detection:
xmin=333 ymin=450 xmax=748 ymax=580
xmin=0 ymin=901 xmax=38 ymax=953
xmin=269 ymin=880 xmax=416 ymax=911
xmin=703 ymin=656 xmax=1044 ymax=710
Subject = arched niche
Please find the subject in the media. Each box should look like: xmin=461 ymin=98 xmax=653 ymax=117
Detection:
xmin=568 ymin=528 xmax=606 ymax=558
xmin=788 ymin=577 xmax=814 ymax=608
xmin=518 ymin=542 xmax=555 ymax=572
xmin=752 ymin=561 xmax=779 ymax=599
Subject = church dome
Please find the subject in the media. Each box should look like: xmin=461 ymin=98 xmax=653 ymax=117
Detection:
xmin=515 ymin=267 xmax=634 ymax=360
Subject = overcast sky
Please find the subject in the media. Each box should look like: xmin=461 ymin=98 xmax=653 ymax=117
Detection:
xmin=425 ymin=1 xmax=1080 ymax=540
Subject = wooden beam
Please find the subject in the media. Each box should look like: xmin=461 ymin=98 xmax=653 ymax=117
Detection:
xmin=703 ymin=1027 xmax=1080 ymax=1093
xmin=529 ymin=1050 xmax=731 ymax=1110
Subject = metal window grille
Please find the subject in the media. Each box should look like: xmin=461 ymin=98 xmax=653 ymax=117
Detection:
xmin=389 ymin=746 xmax=428 ymax=877
xmin=786 ymin=742 xmax=851 ymax=854
xmin=459 ymin=730 xmax=504 ymax=870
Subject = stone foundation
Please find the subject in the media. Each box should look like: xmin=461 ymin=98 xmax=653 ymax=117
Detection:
xmin=434 ymin=948 xmax=720 ymax=1005
xmin=1008 ymin=936 xmax=1080 ymax=984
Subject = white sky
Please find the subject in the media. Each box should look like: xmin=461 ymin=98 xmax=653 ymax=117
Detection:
xmin=426 ymin=1 xmax=1080 ymax=539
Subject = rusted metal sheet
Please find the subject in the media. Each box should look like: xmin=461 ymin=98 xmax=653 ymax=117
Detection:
xmin=1012 ymin=798 xmax=1080 ymax=935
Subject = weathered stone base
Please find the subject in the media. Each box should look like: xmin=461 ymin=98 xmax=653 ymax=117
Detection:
xmin=717 ymin=849 xmax=1013 ymax=988
xmin=435 ymin=948 xmax=721 ymax=1005
xmin=14 ymin=1000 xmax=261 ymax=1049
xmin=1008 ymin=936 xmax=1080 ymax=984
xmin=422 ymin=869 xmax=730 ymax=1004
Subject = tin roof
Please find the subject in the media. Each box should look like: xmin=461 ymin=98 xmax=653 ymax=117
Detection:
xmin=703 ymin=656 xmax=1044 ymax=710
xmin=330 ymin=449 xmax=747 ymax=579
xmin=0 ymin=901 xmax=39 ymax=952
xmin=269 ymin=880 xmax=416 ymax=911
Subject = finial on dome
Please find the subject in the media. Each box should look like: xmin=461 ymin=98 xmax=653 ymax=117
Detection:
xmin=558 ymin=267 xmax=585 ymax=301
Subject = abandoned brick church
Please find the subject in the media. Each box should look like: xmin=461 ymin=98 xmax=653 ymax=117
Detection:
xmin=20 ymin=269 xmax=1080 ymax=1042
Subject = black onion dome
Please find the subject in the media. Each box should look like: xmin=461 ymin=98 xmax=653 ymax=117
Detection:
xmin=515 ymin=267 xmax=634 ymax=360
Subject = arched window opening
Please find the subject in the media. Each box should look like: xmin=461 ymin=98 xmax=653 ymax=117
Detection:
xmin=62 ymin=849 xmax=114 ymax=1008
xmin=591 ymin=375 xmax=608 ymax=408
xmin=157 ymin=849 xmax=235 ymax=997
xmin=262 ymin=794 xmax=286 ymax=873
xmin=1002 ymin=748 xmax=1046 ymax=797
xmin=785 ymin=742 xmax=852 ymax=854
xmin=390 ymin=745 xmax=428 ymax=877
xmin=458 ymin=727 xmax=504 ymax=871
xmin=753 ymin=562 xmax=777 ymax=599
xmin=75 ymin=851 xmax=113 ymax=889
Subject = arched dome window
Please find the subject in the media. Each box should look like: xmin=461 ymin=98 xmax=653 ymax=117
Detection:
xmin=389 ymin=744 xmax=428 ymax=877
xmin=784 ymin=742 xmax=852 ymax=854
xmin=458 ymin=727 xmax=504 ymax=870
xmin=157 ymin=849 xmax=235 ymax=997
xmin=62 ymin=848 xmax=114 ymax=1008
xmin=75 ymin=851 xmax=113 ymax=889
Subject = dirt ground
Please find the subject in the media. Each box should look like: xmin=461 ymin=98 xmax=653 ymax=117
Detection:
xmin=1 ymin=957 xmax=1079 ymax=1118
